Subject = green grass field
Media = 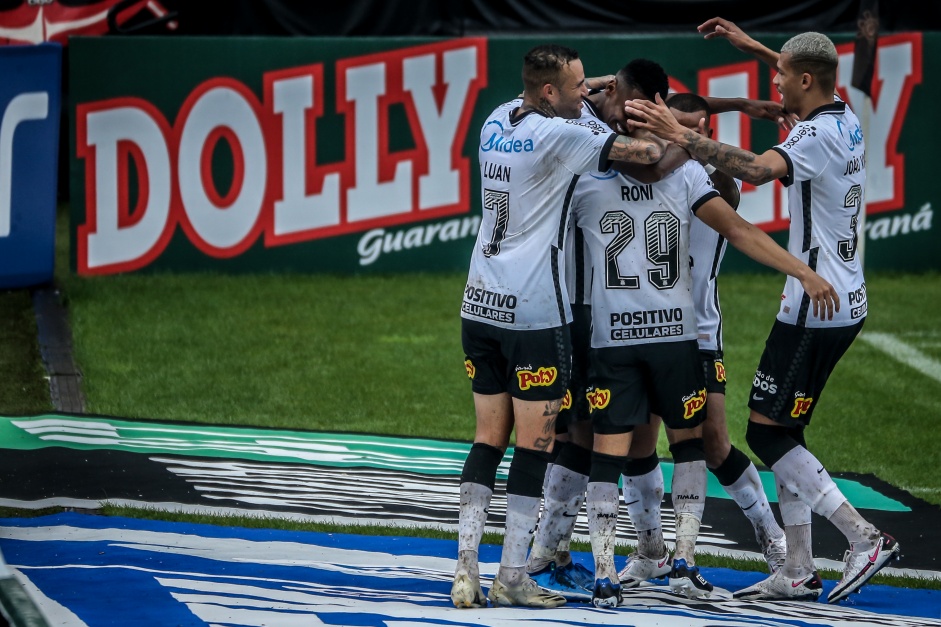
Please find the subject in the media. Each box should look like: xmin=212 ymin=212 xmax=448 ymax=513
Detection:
xmin=53 ymin=267 xmax=941 ymax=507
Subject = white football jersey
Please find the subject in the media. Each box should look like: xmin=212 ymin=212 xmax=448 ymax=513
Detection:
xmin=461 ymin=98 xmax=616 ymax=330
xmin=772 ymin=97 xmax=868 ymax=328
xmin=564 ymin=97 xmax=606 ymax=307
xmin=689 ymin=176 xmax=744 ymax=352
xmin=573 ymin=160 xmax=720 ymax=348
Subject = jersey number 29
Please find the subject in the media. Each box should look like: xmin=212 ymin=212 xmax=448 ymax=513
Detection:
xmin=600 ymin=210 xmax=680 ymax=290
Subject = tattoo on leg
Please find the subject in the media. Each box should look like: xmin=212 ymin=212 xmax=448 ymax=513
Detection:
xmin=533 ymin=435 xmax=554 ymax=451
xmin=543 ymin=399 xmax=562 ymax=416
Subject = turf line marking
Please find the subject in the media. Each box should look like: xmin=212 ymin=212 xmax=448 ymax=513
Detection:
xmin=860 ymin=332 xmax=941 ymax=384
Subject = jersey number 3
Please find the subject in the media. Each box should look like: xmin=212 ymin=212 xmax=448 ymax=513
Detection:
xmin=839 ymin=184 xmax=863 ymax=262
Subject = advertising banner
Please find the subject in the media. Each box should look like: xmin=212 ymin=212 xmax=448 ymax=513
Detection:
xmin=69 ymin=33 xmax=935 ymax=275
xmin=0 ymin=42 xmax=61 ymax=288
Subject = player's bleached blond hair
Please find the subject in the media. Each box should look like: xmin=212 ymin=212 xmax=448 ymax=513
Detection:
xmin=781 ymin=32 xmax=838 ymax=93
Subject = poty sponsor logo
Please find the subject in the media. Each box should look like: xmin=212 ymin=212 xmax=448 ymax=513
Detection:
xmin=714 ymin=360 xmax=726 ymax=383
xmin=683 ymin=388 xmax=707 ymax=419
xmin=791 ymin=396 xmax=814 ymax=418
xmin=464 ymin=359 xmax=475 ymax=379
xmin=561 ymin=389 xmax=572 ymax=410
xmin=517 ymin=367 xmax=557 ymax=390
xmin=586 ymin=388 xmax=611 ymax=412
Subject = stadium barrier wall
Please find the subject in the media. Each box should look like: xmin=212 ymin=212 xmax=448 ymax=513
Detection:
xmin=0 ymin=43 xmax=61 ymax=288
xmin=68 ymin=33 xmax=936 ymax=276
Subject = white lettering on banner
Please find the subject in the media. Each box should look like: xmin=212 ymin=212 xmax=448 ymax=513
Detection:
xmin=866 ymin=202 xmax=933 ymax=240
xmin=404 ymin=47 xmax=477 ymax=209
xmin=76 ymin=38 xmax=486 ymax=274
xmin=271 ymin=68 xmax=341 ymax=237
xmin=78 ymin=103 xmax=172 ymax=273
xmin=701 ymin=62 xmax=780 ymax=228
xmin=0 ymin=92 xmax=49 ymax=238
xmin=357 ymin=215 xmax=480 ymax=266
xmin=344 ymin=62 xmax=412 ymax=222
xmin=838 ymin=36 xmax=921 ymax=211
xmin=700 ymin=34 xmax=921 ymax=233
xmin=177 ymin=82 xmax=267 ymax=253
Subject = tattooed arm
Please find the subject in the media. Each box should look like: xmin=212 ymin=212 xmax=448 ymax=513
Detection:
xmin=612 ymin=143 xmax=690 ymax=183
xmin=626 ymin=94 xmax=786 ymax=185
xmin=607 ymin=132 xmax=664 ymax=165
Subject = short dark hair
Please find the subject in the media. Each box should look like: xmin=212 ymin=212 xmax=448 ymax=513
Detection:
xmin=666 ymin=92 xmax=711 ymax=117
xmin=522 ymin=44 xmax=580 ymax=93
xmin=618 ymin=58 xmax=669 ymax=101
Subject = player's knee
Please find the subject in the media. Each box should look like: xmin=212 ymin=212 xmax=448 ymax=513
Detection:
xmin=623 ymin=451 xmax=659 ymax=477
xmin=668 ymin=437 xmax=705 ymax=463
xmin=555 ymin=440 xmax=593 ymax=476
xmin=460 ymin=442 xmax=505 ymax=490
xmin=567 ymin=419 xmax=594 ymax=449
xmin=745 ymin=420 xmax=800 ymax=468
xmin=710 ymin=445 xmax=752 ymax=486
xmin=627 ymin=423 xmax=658 ymax=458
xmin=506 ymin=447 xmax=552 ymax=498
xmin=589 ymin=450 xmax=625 ymax=484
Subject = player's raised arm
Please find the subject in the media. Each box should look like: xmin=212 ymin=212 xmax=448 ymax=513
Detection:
xmin=703 ymin=96 xmax=798 ymax=131
xmin=696 ymin=197 xmax=840 ymax=320
xmin=698 ymin=17 xmax=780 ymax=69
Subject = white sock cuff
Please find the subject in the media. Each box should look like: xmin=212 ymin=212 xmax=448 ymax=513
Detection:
xmin=545 ymin=464 xmax=589 ymax=502
xmin=776 ymin=480 xmax=812 ymax=526
xmin=813 ymin=483 xmax=847 ymax=520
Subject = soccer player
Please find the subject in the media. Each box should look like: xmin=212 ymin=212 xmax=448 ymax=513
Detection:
xmin=523 ymin=59 xmax=676 ymax=603
xmin=526 ymin=67 xmax=792 ymax=603
xmin=572 ymin=83 xmax=837 ymax=606
xmin=625 ymin=19 xmax=901 ymax=603
xmin=617 ymin=93 xmax=787 ymax=594
xmin=452 ymin=43 xmax=665 ymax=609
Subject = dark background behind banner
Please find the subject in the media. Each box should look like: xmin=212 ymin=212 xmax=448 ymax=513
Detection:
xmin=161 ymin=0 xmax=940 ymax=36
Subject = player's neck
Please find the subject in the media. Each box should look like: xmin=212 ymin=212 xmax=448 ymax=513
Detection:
xmin=794 ymin=93 xmax=835 ymax=121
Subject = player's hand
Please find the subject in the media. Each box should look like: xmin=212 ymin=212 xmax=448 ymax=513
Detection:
xmin=801 ymin=272 xmax=841 ymax=320
xmin=698 ymin=17 xmax=757 ymax=52
xmin=738 ymin=98 xmax=799 ymax=131
xmin=624 ymin=94 xmax=686 ymax=142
